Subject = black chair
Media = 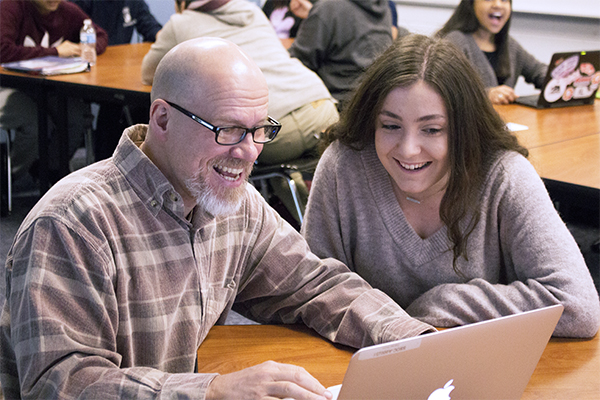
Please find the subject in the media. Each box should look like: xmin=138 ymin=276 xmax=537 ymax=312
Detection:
xmin=0 ymin=128 xmax=13 ymax=216
xmin=249 ymin=156 xmax=320 ymax=226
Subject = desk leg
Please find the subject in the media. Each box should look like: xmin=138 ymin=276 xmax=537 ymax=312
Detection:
xmin=55 ymin=95 xmax=70 ymax=178
xmin=37 ymin=86 xmax=50 ymax=194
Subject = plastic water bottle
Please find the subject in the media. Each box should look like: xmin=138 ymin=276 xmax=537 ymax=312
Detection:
xmin=80 ymin=19 xmax=96 ymax=66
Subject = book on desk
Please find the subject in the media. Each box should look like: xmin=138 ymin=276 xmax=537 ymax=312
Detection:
xmin=1 ymin=56 xmax=89 ymax=76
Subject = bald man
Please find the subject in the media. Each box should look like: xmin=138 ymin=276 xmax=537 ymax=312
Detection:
xmin=0 ymin=38 xmax=434 ymax=399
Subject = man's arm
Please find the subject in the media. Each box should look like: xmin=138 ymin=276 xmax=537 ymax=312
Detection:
xmin=2 ymin=218 xmax=216 ymax=398
xmin=234 ymin=195 xmax=435 ymax=348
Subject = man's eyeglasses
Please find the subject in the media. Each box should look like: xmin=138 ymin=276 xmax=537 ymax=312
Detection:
xmin=164 ymin=100 xmax=281 ymax=146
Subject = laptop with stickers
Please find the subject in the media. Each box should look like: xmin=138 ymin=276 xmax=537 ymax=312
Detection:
xmin=515 ymin=50 xmax=600 ymax=109
xmin=327 ymin=304 xmax=563 ymax=400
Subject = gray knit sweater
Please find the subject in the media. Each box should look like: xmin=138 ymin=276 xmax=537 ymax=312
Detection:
xmin=302 ymin=141 xmax=600 ymax=338
xmin=445 ymin=31 xmax=547 ymax=89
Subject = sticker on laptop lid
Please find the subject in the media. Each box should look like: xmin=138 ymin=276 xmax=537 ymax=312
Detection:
xmin=358 ymin=337 xmax=422 ymax=360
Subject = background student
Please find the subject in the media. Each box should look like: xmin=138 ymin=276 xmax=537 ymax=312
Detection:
xmin=0 ymin=37 xmax=434 ymax=399
xmin=0 ymin=0 xmax=108 ymax=187
xmin=301 ymin=34 xmax=600 ymax=338
xmin=71 ymin=0 xmax=162 ymax=45
xmin=287 ymin=0 xmax=394 ymax=108
xmin=70 ymin=0 xmax=163 ymax=161
xmin=436 ymin=0 xmax=546 ymax=105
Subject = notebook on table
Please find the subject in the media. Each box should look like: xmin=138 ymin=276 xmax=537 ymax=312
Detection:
xmin=1 ymin=55 xmax=89 ymax=76
xmin=515 ymin=50 xmax=600 ymax=109
xmin=328 ymin=304 xmax=563 ymax=400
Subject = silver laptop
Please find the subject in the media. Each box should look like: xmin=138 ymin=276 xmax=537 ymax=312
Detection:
xmin=328 ymin=304 xmax=563 ymax=400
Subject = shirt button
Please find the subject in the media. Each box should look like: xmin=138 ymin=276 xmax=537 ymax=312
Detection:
xmin=150 ymin=200 xmax=158 ymax=208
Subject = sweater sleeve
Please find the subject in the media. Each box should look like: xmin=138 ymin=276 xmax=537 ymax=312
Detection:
xmin=0 ymin=2 xmax=58 ymax=62
xmin=510 ymin=38 xmax=547 ymax=89
xmin=301 ymin=144 xmax=351 ymax=267
xmin=406 ymin=154 xmax=600 ymax=338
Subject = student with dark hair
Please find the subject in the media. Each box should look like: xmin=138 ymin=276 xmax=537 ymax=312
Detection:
xmin=436 ymin=0 xmax=546 ymax=104
xmin=301 ymin=34 xmax=600 ymax=339
xmin=69 ymin=0 xmax=163 ymax=161
xmin=288 ymin=0 xmax=393 ymax=107
xmin=0 ymin=0 xmax=108 ymax=184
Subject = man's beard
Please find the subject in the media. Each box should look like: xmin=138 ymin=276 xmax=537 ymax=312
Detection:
xmin=185 ymin=157 xmax=252 ymax=217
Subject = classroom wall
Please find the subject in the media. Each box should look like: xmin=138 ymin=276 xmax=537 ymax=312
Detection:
xmin=145 ymin=0 xmax=600 ymax=96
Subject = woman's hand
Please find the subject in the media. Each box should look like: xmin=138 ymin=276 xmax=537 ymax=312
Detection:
xmin=488 ymin=85 xmax=517 ymax=105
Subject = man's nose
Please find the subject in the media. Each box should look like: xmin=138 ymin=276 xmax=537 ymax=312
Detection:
xmin=229 ymin=132 xmax=262 ymax=163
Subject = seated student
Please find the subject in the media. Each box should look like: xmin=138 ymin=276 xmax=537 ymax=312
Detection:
xmin=0 ymin=37 xmax=434 ymax=399
xmin=301 ymin=34 xmax=600 ymax=338
xmin=262 ymin=0 xmax=314 ymax=39
xmin=436 ymin=0 xmax=546 ymax=105
xmin=70 ymin=0 xmax=163 ymax=161
xmin=0 ymin=0 xmax=108 ymax=184
xmin=287 ymin=0 xmax=393 ymax=107
xmin=71 ymin=0 xmax=162 ymax=45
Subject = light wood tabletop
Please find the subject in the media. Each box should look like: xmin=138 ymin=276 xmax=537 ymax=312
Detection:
xmin=0 ymin=42 xmax=152 ymax=95
xmin=495 ymin=101 xmax=600 ymax=149
xmin=494 ymin=101 xmax=600 ymax=189
xmin=47 ymin=42 xmax=152 ymax=93
xmin=197 ymin=324 xmax=600 ymax=399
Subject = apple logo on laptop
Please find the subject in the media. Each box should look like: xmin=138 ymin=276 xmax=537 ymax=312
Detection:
xmin=427 ymin=379 xmax=455 ymax=400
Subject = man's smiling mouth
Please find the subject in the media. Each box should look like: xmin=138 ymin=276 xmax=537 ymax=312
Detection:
xmin=214 ymin=164 xmax=244 ymax=181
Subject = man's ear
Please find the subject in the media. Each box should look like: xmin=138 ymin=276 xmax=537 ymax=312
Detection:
xmin=149 ymin=99 xmax=170 ymax=141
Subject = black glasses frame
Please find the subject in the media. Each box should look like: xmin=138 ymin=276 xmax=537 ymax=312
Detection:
xmin=164 ymin=100 xmax=281 ymax=146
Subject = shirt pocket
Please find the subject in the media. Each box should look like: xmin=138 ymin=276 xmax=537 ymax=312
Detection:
xmin=204 ymin=280 xmax=236 ymax=328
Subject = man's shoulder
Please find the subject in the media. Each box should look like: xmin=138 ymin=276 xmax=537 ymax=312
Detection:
xmin=32 ymin=162 xmax=123 ymax=217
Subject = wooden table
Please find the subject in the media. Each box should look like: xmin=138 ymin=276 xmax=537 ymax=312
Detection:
xmin=197 ymin=324 xmax=600 ymax=399
xmin=0 ymin=43 xmax=152 ymax=192
xmin=495 ymin=102 xmax=600 ymax=189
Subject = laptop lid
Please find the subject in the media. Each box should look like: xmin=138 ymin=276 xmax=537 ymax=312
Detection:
xmin=332 ymin=304 xmax=563 ymax=400
xmin=516 ymin=50 xmax=600 ymax=109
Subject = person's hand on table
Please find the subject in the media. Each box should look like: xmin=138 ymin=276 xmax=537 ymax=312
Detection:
xmin=289 ymin=0 xmax=313 ymax=19
xmin=206 ymin=360 xmax=333 ymax=400
xmin=56 ymin=41 xmax=82 ymax=58
xmin=488 ymin=85 xmax=517 ymax=105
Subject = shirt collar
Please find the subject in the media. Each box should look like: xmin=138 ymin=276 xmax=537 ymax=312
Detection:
xmin=113 ymin=124 xmax=188 ymax=221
